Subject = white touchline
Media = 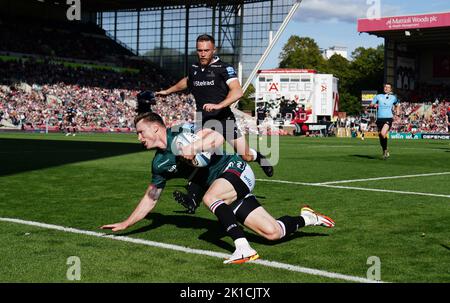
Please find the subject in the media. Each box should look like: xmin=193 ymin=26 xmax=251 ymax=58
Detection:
xmin=314 ymin=172 xmax=450 ymax=185
xmin=0 ymin=217 xmax=382 ymax=283
xmin=256 ymin=176 xmax=450 ymax=199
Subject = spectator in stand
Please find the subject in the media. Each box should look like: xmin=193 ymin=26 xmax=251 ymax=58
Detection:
xmin=291 ymin=105 xmax=306 ymax=136
xmin=447 ymin=106 xmax=450 ymax=133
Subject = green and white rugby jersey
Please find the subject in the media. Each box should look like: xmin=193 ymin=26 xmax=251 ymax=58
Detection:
xmin=150 ymin=126 xmax=248 ymax=189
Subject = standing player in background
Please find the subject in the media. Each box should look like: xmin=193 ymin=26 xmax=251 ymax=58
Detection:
xmin=359 ymin=110 xmax=370 ymax=141
xmin=256 ymin=103 xmax=267 ymax=140
xmin=65 ymin=103 xmax=77 ymax=136
xmin=369 ymin=83 xmax=400 ymax=159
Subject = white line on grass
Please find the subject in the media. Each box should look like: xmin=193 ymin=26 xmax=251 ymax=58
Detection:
xmin=0 ymin=217 xmax=381 ymax=283
xmin=256 ymin=177 xmax=450 ymax=199
xmin=314 ymin=172 xmax=450 ymax=185
xmin=317 ymin=184 xmax=450 ymax=199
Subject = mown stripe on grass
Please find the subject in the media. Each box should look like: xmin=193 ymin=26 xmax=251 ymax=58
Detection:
xmin=0 ymin=217 xmax=383 ymax=283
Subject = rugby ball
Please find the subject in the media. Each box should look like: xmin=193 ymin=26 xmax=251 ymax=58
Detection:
xmin=173 ymin=132 xmax=211 ymax=167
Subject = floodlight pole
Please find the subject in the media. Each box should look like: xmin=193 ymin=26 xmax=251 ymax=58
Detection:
xmin=240 ymin=0 xmax=302 ymax=95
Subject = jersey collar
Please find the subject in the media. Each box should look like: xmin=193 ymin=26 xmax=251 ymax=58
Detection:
xmin=199 ymin=56 xmax=220 ymax=69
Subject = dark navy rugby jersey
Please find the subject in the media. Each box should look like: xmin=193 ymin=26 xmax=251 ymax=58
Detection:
xmin=187 ymin=56 xmax=239 ymax=120
xmin=256 ymin=107 xmax=267 ymax=121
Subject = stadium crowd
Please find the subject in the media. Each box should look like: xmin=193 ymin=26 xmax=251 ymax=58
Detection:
xmin=0 ymin=57 xmax=449 ymax=135
xmin=0 ymin=17 xmax=132 ymax=64
xmin=0 ymin=58 xmax=196 ymax=132
xmin=391 ymin=101 xmax=450 ymax=133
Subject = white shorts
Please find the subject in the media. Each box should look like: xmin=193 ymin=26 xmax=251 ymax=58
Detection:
xmin=221 ymin=159 xmax=255 ymax=200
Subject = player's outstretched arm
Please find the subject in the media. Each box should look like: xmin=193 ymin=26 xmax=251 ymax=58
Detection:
xmin=100 ymin=184 xmax=163 ymax=232
xmin=155 ymin=77 xmax=188 ymax=96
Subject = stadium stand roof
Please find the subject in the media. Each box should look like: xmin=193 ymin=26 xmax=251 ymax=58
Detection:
xmin=358 ymin=11 xmax=450 ymax=96
xmin=358 ymin=11 xmax=450 ymax=47
xmin=3 ymin=0 xmax=301 ymax=94
xmin=82 ymin=0 xmax=270 ymax=12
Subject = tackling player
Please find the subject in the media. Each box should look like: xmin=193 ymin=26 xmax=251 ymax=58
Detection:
xmin=100 ymin=112 xmax=335 ymax=264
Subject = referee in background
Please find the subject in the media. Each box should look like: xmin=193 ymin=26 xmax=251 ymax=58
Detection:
xmin=369 ymin=83 xmax=400 ymax=159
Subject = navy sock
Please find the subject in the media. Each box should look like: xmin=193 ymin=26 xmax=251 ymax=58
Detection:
xmin=209 ymin=200 xmax=245 ymax=241
xmin=276 ymin=216 xmax=305 ymax=238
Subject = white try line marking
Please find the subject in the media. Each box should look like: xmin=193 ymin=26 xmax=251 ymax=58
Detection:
xmin=256 ymin=173 xmax=450 ymax=199
xmin=0 ymin=217 xmax=382 ymax=283
xmin=314 ymin=172 xmax=450 ymax=185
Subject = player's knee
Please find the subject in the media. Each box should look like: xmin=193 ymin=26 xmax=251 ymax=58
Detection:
xmin=260 ymin=223 xmax=281 ymax=241
xmin=202 ymin=192 xmax=217 ymax=208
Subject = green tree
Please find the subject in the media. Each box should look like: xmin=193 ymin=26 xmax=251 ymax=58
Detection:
xmin=349 ymin=45 xmax=385 ymax=95
xmin=278 ymin=36 xmax=325 ymax=69
xmin=239 ymin=83 xmax=255 ymax=112
xmin=322 ymin=54 xmax=362 ymax=115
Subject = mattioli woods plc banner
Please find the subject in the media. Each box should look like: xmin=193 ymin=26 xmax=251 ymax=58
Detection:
xmin=358 ymin=12 xmax=450 ymax=32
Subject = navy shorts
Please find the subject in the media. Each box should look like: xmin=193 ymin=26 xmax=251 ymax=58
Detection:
xmin=201 ymin=114 xmax=242 ymax=141
xmin=376 ymin=118 xmax=393 ymax=131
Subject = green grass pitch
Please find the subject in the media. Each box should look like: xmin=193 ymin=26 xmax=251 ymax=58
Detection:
xmin=0 ymin=132 xmax=449 ymax=282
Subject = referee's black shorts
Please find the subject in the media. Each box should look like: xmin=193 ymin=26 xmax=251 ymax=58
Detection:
xmin=201 ymin=114 xmax=242 ymax=142
xmin=376 ymin=118 xmax=393 ymax=131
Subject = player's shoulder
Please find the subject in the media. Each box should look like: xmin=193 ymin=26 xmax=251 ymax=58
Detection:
xmin=189 ymin=63 xmax=201 ymax=72
xmin=151 ymin=151 xmax=173 ymax=173
xmin=210 ymin=58 xmax=235 ymax=71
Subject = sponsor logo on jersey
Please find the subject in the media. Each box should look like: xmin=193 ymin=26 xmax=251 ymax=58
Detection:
xmin=168 ymin=164 xmax=177 ymax=173
xmin=226 ymin=66 xmax=236 ymax=76
xmin=243 ymin=174 xmax=253 ymax=188
xmin=193 ymin=80 xmax=215 ymax=86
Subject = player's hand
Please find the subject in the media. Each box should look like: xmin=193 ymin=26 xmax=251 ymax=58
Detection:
xmin=203 ymin=103 xmax=222 ymax=112
xmin=179 ymin=144 xmax=195 ymax=160
xmin=100 ymin=222 xmax=129 ymax=232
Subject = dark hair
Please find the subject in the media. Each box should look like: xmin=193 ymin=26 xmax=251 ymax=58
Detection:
xmin=384 ymin=83 xmax=393 ymax=88
xmin=134 ymin=112 xmax=165 ymax=127
xmin=196 ymin=34 xmax=215 ymax=45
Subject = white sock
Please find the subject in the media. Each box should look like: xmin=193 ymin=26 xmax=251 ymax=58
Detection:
xmin=276 ymin=220 xmax=286 ymax=239
xmin=249 ymin=148 xmax=258 ymax=162
xmin=301 ymin=214 xmax=316 ymax=226
xmin=234 ymin=237 xmax=250 ymax=249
